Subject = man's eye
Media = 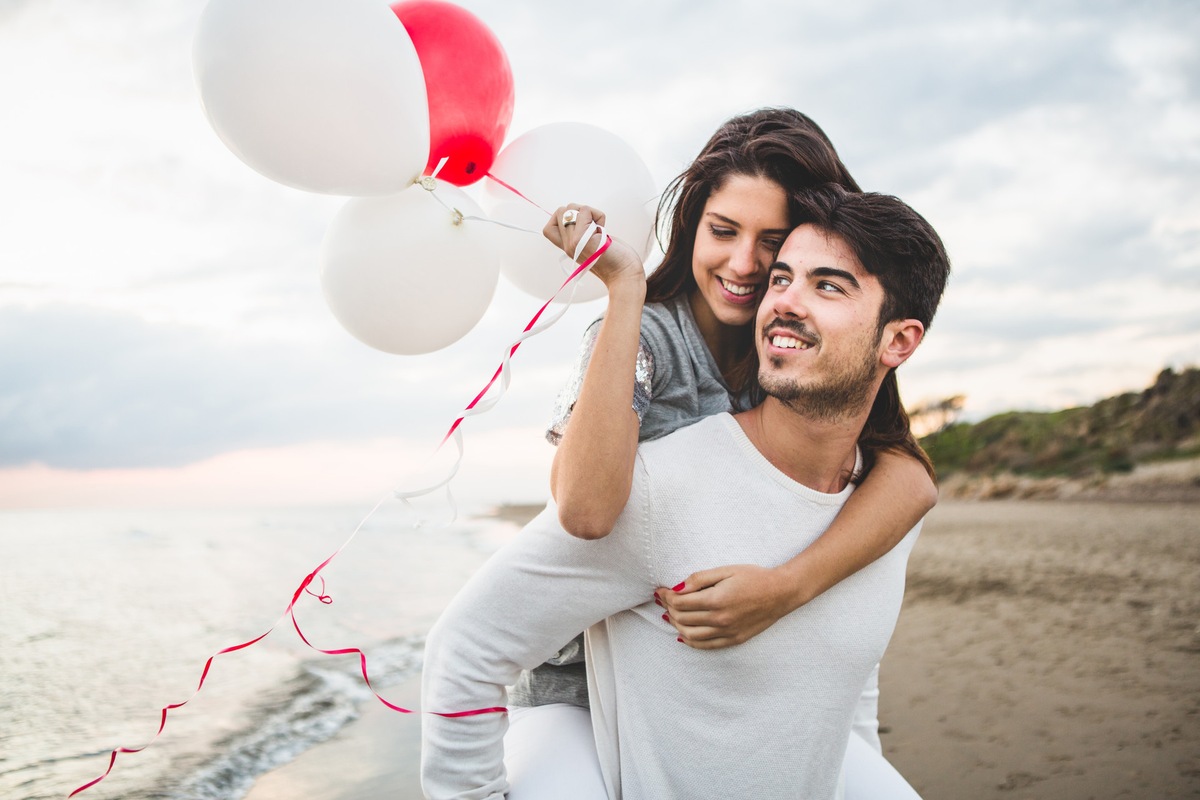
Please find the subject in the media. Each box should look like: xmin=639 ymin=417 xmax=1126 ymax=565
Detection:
xmin=770 ymin=274 xmax=791 ymax=287
xmin=817 ymin=280 xmax=843 ymax=294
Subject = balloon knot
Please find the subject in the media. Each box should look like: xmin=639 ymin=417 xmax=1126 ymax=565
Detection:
xmin=451 ymin=208 xmax=464 ymax=226
xmin=418 ymin=176 xmax=438 ymax=191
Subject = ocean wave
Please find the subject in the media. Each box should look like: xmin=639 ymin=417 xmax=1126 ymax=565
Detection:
xmin=172 ymin=634 xmax=425 ymax=800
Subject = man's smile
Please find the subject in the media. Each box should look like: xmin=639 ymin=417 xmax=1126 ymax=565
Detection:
xmin=763 ymin=319 xmax=818 ymax=353
xmin=769 ymin=334 xmax=812 ymax=350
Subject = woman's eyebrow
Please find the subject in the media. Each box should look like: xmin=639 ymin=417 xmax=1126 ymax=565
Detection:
xmin=704 ymin=212 xmax=790 ymax=235
xmin=705 ymin=211 xmax=742 ymax=227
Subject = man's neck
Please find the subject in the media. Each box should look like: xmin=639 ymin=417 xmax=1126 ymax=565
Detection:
xmin=734 ymin=398 xmax=870 ymax=493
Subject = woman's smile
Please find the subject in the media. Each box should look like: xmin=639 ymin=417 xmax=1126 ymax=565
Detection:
xmin=690 ymin=173 xmax=791 ymax=337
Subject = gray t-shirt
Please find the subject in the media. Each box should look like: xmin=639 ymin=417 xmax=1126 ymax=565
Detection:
xmin=509 ymin=293 xmax=746 ymax=708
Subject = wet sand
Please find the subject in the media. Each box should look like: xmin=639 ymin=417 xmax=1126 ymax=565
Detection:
xmin=245 ymin=499 xmax=1200 ymax=799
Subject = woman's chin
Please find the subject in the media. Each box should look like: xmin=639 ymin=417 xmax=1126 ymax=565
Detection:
xmin=715 ymin=305 xmax=756 ymax=329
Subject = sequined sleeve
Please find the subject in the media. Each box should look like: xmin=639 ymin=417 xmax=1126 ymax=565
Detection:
xmin=545 ymin=320 xmax=655 ymax=445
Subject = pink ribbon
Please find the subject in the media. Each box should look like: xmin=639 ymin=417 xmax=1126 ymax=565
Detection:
xmin=71 ymin=188 xmax=614 ymax=797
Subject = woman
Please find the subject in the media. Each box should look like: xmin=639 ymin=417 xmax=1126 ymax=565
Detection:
xmin=505 ymin=108 xmax=933 ymax=798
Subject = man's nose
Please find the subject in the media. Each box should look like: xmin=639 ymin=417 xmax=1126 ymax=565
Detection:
xmin=764 ymin=284 xmax=810 ymax=321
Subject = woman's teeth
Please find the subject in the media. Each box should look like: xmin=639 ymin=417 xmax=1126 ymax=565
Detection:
xmin=719 ymin=277 xmax=755 ymax=296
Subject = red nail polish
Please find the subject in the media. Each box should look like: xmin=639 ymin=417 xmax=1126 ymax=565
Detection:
xmin=672 ymin=582 xmax=685 ymax=592
xmin=662 ymin=613 xmax=670 ymax=622
xmin=654 ymin=598 xmax=663 ymax=607
xmin=677 ymin=637 xmax=684 ymax=643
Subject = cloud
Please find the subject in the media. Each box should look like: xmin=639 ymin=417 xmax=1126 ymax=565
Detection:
xmin=0 ymin=0 xmax=32 ymax=21
xmin=2 ymin=305 xmax=324 ymax=467
xmin=2 ymin=0 xmax=1198 ymax=486
xmin=0 ymin=288 xmax=601 ymax=471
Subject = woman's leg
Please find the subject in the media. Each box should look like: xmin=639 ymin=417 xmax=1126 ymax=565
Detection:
xmin=842 ymin=725 xmax=922 ymax=800
xmin=852 ymin=662 xmax=882 ymax=753
xmin=840 ymin=662 xmax=920 ymax=798
xmin=503 ymin=704 xmax=608 ymax=799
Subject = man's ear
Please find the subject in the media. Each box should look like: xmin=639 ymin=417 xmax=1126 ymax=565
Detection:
xmin=879 ymin=319 xmax=925 ymax=368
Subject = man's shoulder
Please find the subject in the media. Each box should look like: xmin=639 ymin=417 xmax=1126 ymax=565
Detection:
xmin=623 ymin=414 xmax=742 ymax=524
xmin=638 ymin=413 xmax=735 ymax=460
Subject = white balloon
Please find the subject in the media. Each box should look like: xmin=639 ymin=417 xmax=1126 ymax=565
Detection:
xmin=320 ymin=185 xmax=499 ymax=355
xmin=194 ymin=0 xmax=430 ymax=196
xmin=482 ymin=122 xmax=657 ymax=303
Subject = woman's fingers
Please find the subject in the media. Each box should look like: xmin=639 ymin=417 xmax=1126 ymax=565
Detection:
xmin=562 ymin=205 xmax=607 ymax=261
xmin=656 ymin=564 xmax=788 ymax=650
xmin=543 ymin=204 xmax=605 ymax=260
xmin=540 ymin=204 xmax=645 ymax=289
xmin=671 ymin=619 xmax=745 ymax=648
xmin=677 ymin=634 xmax=737 ymax=650
xmin=656 ymin=593 xmax=711 ymax=620
xmin=542 ymin=207 xmax=566 ymax=247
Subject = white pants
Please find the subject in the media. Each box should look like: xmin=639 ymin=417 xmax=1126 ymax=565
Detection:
xmin=503 ymin=665 xmax=919 ymax=800
xmin=504 ymin=703 xmax=608 ymax=800
xmin=852 ymin=662 xmax=883 ymax=753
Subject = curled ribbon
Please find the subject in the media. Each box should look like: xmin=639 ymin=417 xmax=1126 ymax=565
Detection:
xmin=71 ymin=182 xmax=614 ymax=797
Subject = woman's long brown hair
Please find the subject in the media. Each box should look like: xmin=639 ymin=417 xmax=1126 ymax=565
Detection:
xmin=644 ymin=109 xmax=860 ymax=394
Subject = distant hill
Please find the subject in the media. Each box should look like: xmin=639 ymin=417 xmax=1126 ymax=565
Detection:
xmin=920 ymin=367 xmax=1200 ymax=501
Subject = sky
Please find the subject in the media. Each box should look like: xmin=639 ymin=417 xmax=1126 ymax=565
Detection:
xmin=1 ymin=0 xmax=1197 ymax=509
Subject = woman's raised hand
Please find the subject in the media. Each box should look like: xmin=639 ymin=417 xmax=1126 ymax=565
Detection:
xmin=543 ymin=204 xmax=646 ymax=290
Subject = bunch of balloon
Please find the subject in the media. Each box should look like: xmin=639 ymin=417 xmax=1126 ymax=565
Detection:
xmin=317 ymin=0 xmax=518 ymax=355
xmin=193 ymin=0 xmax=430 ymax=196
xmin=192 ymin=0 xmax=658 ymax=352
xmin=482 ymin=122 xmax=658 ymax=302
xmin=391 ymin=0 xmax=515 ymax=187
xmin=193 ymin=0 xmax=512 ymax=355
xmin=320 ymin=186 xmax=498 ymax=355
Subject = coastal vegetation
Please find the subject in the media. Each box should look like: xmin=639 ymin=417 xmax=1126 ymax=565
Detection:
xmin=918 ymin=367 xmax=1200 ymax=500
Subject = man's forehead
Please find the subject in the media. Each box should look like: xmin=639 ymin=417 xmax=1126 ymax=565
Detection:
xmin=777 ymin=224 xmax=864 ymax=274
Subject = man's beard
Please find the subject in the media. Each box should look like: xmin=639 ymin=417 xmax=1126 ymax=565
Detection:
xmin=758 ymin=321 xmax=880 ymax=421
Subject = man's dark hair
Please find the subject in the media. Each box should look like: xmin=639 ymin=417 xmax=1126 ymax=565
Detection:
xmin=789 ymin=185 xmax=950 ymax=335
xmin=788 ymin=185 xmax=951 ymax=483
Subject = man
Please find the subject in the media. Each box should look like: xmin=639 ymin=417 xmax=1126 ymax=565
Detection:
xmin=421 ymin=185 xmax=950 ymax=799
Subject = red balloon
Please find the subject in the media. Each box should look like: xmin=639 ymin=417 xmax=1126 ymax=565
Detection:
xmin=391 ymin=1 xmax=514 ymax=186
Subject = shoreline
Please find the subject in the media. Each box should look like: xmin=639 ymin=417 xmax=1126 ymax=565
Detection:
xmin=242 ymin=499 xmax=1200 ymax=799
xmin=243 ymin=676 xmax=424 ymax=800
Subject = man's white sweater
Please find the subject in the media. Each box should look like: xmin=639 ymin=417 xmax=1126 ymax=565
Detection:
xmin=421 ymin=413 xmax=921 ymax=799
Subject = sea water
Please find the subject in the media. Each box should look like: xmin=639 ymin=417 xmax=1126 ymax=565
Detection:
xmin=0 ymin=502 xmax=521 ymax=799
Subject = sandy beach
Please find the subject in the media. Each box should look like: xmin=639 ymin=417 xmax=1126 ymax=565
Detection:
xmin=244 ymin=499 xmax=1200 ymax=799
xmin=878 ymin=500 xmax=1199 ymax=799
